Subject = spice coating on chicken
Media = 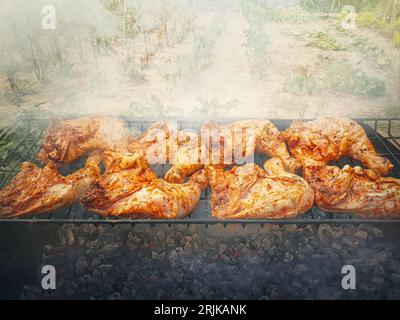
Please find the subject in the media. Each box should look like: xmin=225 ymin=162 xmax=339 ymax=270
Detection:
xmin=303 ymin=159 xmax=400 ymax=218
xmin=284 ymin=117 xmax=393 ymax=176
xmin=206 ymin=158 xmax=314 ymax=219
xmin=0 ymin=153 xmax=101 ymax=218
xmin=37 ymin=116 xmax=131 ymax=165
xmin=81 ymin=151 xmax=208 ymax=218
xmin=129 ymin=121 xmax=204 ymax=184
xmin=202 ymin=119 xmax=299 ymax=173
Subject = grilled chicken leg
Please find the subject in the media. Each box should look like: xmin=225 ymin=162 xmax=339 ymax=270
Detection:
xmin=129 ymin=119 xmax=299 ymax=184
xmin=38 ymin=116 xmax=131 ymax=165
xmin=206 ymin=158 xmax=314 ymax=219
xmin=0 ymin=153 xmax=101 ymax=218
xmin=202 ymin=120 xmax=299 ymax=173
xmin=303 ymin=158 xmax=400 ymax=218
xmin=129 ymin=121 xmax=204 ymax=183
xmin=284 ymin=118 xmax=393 ymax=176
xmin=81 ymin=151 xmax=208 ymax=218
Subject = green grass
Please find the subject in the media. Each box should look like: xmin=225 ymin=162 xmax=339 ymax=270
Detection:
xmin=176 ymin=16 xmax=226 ymax=79
xmin=299 ymin=1 xmax=400 ymax=47
xmin=351 ymin=36 xmax=390 ymax=69
xmin=306 ymin=31 xmax=344 ymax=51
xmin=242 ymin=1 xmax=271 ymax=79
xmin=321 ymin=61 xmax=386 ymax=97
xmin=285 ymin=60 xmax=387 ymax=98
xmin=285 ymin=67 xmax=318 ymax=96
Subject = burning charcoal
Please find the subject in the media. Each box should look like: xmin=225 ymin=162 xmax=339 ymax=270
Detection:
xmin=17 ymin=221 xmax=400 ymax=300
xmin=78 ymin=236 xmax=86 ymax=246
xmin=21 ymin=286 xmax=41 ymax=300
xmin=165 ymin=234 xmax=177 ymax=247
xmin=155 ymin=230 xmax=166 ymax=243
xmin=95 ymin=225 xmax=107 ymax=237
xmin=90 ymin=255 xmax=104 ymax=268
xmin=269 ymin=289 xmax=280 ymax=300
xmin=341 ymin=238 xmax=360 ymax=247
xmin=387 ymin=259 xmax=400 ymax=273
xmin=65 ymin=281 xmax=79 ymax=297
xmin=98 ymin=264 xmax=113 ymax=272
xmin=181 ymin=235 xmax=193 ymax=246
xmin=91 ymin=269 xmax=102 ymax=283
xmin=79 ymin=274 xmax=93 ymax=286
xmin=75 ymin=256 xmax=89 ymax=275
xmin=307 ymin=254 xmax=335 ymax=279
xmin=333 ymin=228 xmax=344 ymax=239
xmin=371 ymin=276 xmax=385 ymax=287
xmin=81 ymin=224 xmax=96 ymax=235
xmin=315 ymin=287 xmax=341 ymax=300
xmin=371 ymin=227 xmax=384 ymax=238
xmin=63 ymin=226 xmax=76 ymax=246
xmin=109 ymin=292 xmax=122 ymax=300
xmin=290 ymin=263 xmax=309 ymax=277
xmin=57 ymin=229 xmax=67 ymax=246
xmin=317 ymin=225 xmax=334 ymax=241
xmin=283 ymin=252 xmax=294 ymax=263
xmin=373 ymin=263 xmax=386 ymax=276
xmin=391 ymin=273 xmax=400 ymax=284
xmin=99 ymin=244 xmax=120 ymax=256
xmin=284 ymin=225 xmax=298 ymax=233
xmin=86 ymin=239 xmax=99 ymax=249
xmin=103 ymin=277 xmax=115 ymax=293
xmin=44 ymin=245 xmax=53 ymax=255
xmin=206 ymin=237 xmax=217 ymax=248
xmin=354 ymin=230 xmax=368 ymax=240
xmin=375 ymin=251 xmax=389 ymax=263
xmin=359 ymin=283 xmax=377 ymax=294
xmin=285 ymin=285 xmax=304 ymax=299
xmin=151 ymin=251 xmax=166 ymax=260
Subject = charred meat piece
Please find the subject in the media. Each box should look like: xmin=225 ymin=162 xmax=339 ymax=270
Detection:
xmin=81 ymin=151 xmax=208 ymax=218
xmin=207 ymin=158 xmax=314 ymax=219
xmin=303 ymin=158 xmax=400 ymax=218
xmin=0 ymin=154 xmax=101 ymax=218
xmin=37 ymin=117 xmax=130 ymax=165
xmin=284 ymin=117 xmax=393 ymax=176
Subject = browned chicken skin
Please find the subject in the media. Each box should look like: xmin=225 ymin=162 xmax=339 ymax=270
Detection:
xmin=129 ymin=121 xmax=204 ymax=184
xmin=0 ymin=153 xmax=101 ymax=218
xmin=38 ymin=116 xmax=131 ymax=165
xmin=303 ymin=158 xmax=400 ymax=218
xmin=284 ymin=117 xmax=393 ymax=176
xmin=206 ymin=158 xmax=314 ymax=219
xmin=129 ymin=119 xmax=299 ymax=184
xmin=81 ymin=151 xmax=208 ymax=218
xmin=202 ymin=119 xmax=299 ymax=173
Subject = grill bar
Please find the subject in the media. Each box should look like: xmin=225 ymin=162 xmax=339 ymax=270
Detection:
xmin=0 ymin=117 xmax=399 ymax=225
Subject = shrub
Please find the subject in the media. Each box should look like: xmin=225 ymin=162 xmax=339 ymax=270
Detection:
xmin=307 ymin=31 xmax=344 ymax=51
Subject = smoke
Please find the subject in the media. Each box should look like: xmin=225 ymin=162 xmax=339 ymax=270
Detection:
xmin=0 ymin=0 xmax=118 ymax=89
xmin=0 ymin=0 xmax=397 ymax=119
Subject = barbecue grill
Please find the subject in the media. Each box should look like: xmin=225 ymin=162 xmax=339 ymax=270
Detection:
xmin=1 ymin=117 xmax=399 ymax=226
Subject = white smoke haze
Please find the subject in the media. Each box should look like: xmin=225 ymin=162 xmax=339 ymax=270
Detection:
xmin=0 ymin=0 xmax=398 ymax=124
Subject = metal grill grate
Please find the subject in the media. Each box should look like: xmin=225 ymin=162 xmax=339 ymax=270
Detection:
xmin=0 ymin=117 xmax=399 ymax=225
